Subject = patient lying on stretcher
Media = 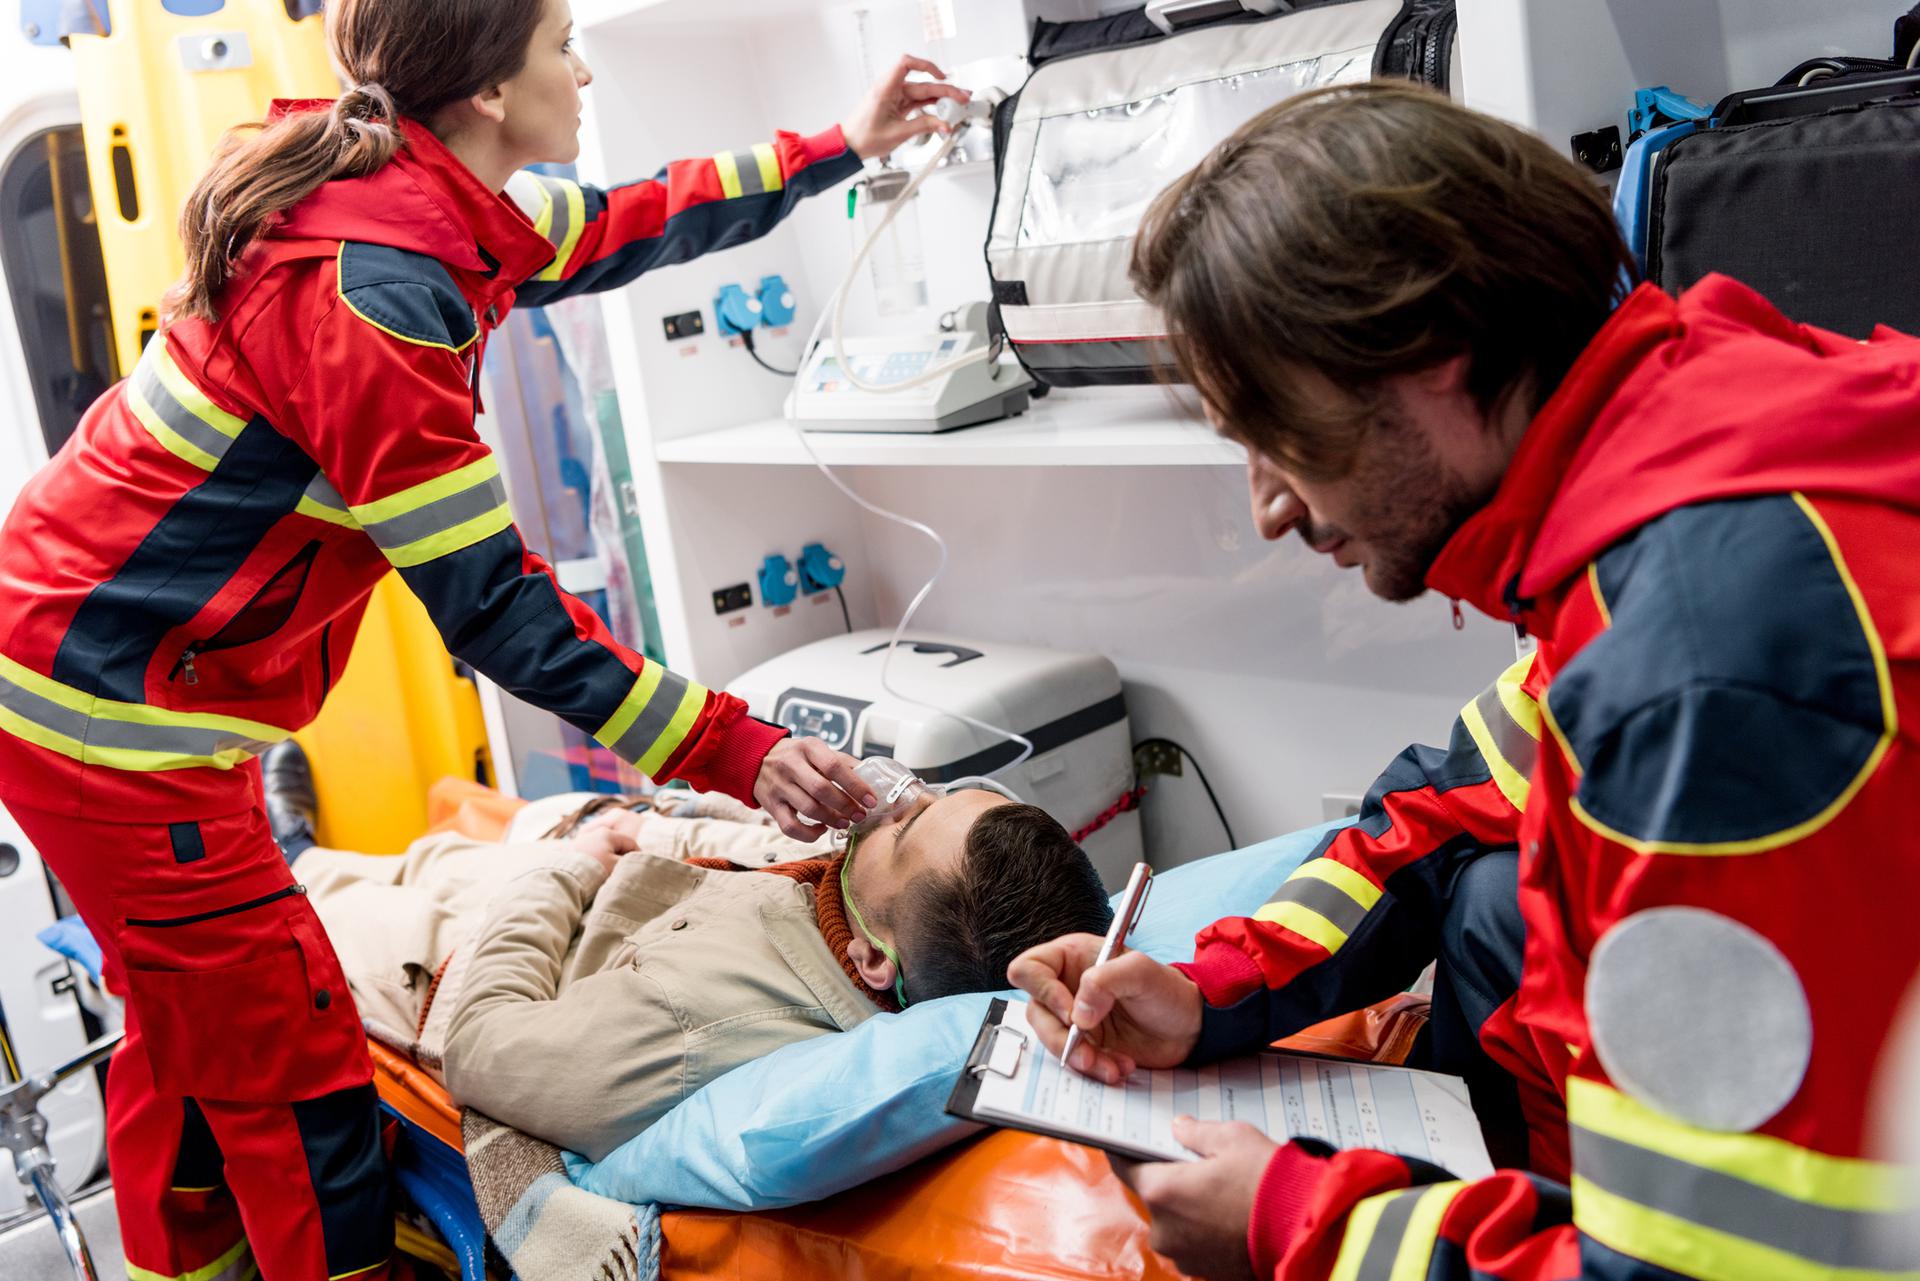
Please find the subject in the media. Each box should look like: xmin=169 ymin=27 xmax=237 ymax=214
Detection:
xmin=297 ymin=783 xmax=1113 ymax=1160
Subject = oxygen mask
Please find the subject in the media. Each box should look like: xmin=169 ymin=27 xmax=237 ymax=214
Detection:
xmin=848 ymin=757 xmax=941 ymax=834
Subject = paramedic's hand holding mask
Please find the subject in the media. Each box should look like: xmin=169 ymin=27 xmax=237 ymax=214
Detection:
xmin=839 ymin=55 xmax=970 ymax=160
xmin=755 ymin=736 xmax=879 ymax=840
xmin=1007 ymin=937 xmax=1203 ymax=1082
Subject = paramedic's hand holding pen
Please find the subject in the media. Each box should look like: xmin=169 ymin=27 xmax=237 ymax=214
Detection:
xmin=1009 ymin=873 xmax=1203 ymax=1084
xmin=754 ymin=736 xmax=878 ymax=841
xmin=840 ymin=55 xmax=971 ymax=160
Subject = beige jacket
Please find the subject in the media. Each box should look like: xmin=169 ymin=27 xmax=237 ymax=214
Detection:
xmin=439 ymin=849 xmax=878 ymax=1161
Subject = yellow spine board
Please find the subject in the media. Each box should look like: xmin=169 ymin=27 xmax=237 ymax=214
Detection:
xmin=67 ymin=0 xmax=338 ymax=371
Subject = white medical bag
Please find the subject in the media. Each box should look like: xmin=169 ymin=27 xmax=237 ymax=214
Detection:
xmin=986 ymin=0 xmax=1458 ymax=387
xmin=728 ymin=630 xmax=1143 ymax=888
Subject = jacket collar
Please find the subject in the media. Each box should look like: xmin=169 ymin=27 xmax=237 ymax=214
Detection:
xmin=265 ymin=99 xmax=557 ymax=291
xmin=1424 ymin=283 xmax=1679 ymax=634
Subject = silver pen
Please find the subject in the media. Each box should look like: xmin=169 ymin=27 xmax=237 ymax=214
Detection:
xmin=1061 ymin=862 xmax=1153 ymax=1077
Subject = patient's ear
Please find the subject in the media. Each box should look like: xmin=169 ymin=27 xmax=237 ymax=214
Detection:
xmin=847 ymin=935 xmax=897 ymax=993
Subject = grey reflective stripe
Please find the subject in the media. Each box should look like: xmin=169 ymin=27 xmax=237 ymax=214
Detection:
xmin=0 ymin=667 xmax=279 ymax=760
xmin=730 ymin=150 xmax=768 ymax=196
xmin=1353 ymin=1188 xmax=1424 ymax=1280
xmin=0 ymin=668 xmax=91 ymax=743
xmin=302 ymin=474 xmax=350 ymax=516
xmin=359 ymin=473 xmax=509 ymax=553
xmin=1475 ymin=681 xmax=1538 ymax=778
xmin=610 ymin=670 xmax=692 ymax=760
xmin=134 ymin=353 xmax=234 ymax=464
xmin=1572 ymin=1126 xmax=1916 ymax=1271
xmin=540 ymin=175 xmax=572 ymax=251
xmin=1264 ymin=873 xmax=1370 ymax=937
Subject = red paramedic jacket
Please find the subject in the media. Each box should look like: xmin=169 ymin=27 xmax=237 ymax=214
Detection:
xmin=0 ymin=107 xmax=861 ymax=821
xmin=1176 ymin=276 xmax=1920 ymax=1281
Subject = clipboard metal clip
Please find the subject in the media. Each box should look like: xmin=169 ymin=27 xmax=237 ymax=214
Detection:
xmin=969 ymin=1024 xmax=1029 ymax=1079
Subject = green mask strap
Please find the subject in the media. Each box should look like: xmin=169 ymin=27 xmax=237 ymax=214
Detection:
xmin=841 ymin=833 xmax=909 ymax=1008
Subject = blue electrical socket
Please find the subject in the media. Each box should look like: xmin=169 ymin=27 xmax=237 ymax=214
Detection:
xmin=797 ymin=543 xmax=845 ymax=595
xmin=758 ymin=553 xmax=799 ymax=607
xmin=714 ymin=283 xmax=762 ymax=336
xmin=757 ymin=275 xmax=797 ymax=328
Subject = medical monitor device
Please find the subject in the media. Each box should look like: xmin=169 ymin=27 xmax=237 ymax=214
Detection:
xmin=788 ymin=329 xmax=1033 ymax=433
xmin=728 ymin=630 xmax=1142 ymax=889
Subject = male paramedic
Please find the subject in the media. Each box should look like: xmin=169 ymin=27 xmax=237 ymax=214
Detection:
xmin=1011 ymin=80 xmax=1920 ymax=1281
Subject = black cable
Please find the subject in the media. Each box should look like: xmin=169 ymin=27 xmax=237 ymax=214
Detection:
xmin=831 ymin=583 xmax=852 ymax=633
xmin=1136 ymin=737 xmax=1236 ymax=849
xmin=740 ymin=329 xmax=796 ymax=377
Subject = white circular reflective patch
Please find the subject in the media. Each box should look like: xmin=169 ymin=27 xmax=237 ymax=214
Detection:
xmin=1587 ymin=906 xmax=1812 ymax=1133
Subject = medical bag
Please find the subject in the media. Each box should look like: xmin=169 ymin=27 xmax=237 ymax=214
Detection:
xmin=1615 ymin=15 xmax=1920 ymax=339
xmin=727 ymin=631 xmax=1142 ymax=889
xmin=985 ymin=0 xmax=1458 ymax=388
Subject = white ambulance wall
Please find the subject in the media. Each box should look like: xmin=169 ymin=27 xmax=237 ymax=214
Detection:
xmin=1460 ymin=0 xmax=1899 ymax=147
xmin=842 ymin=464 xmax=1516 ymax=866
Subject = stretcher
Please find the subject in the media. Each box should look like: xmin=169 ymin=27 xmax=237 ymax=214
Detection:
xmin=371 ymin=780 xmax=1426 ymax=1281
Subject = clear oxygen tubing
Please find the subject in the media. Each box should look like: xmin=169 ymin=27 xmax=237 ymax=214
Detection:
xmin=783 ymin=110 xmax=1034 ymax=794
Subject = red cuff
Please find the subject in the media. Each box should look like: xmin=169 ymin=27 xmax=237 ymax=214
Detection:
xmin=797 ymin=124 xmax=852 ymax=166
xmin=1173 ymin=939 xmax=1266 ymax=1008
xmin=1248 ymin=1143 xmax=1331 ymax=1277
xmin=666 ymin=697 xmax=788 ymax=804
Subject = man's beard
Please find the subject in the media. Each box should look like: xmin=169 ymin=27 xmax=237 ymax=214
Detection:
xmin=1345 ymin=402 xmax=1498 ymax=603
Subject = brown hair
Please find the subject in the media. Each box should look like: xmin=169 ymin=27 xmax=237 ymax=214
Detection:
xmin=893 ymin=804 xmax=1113 ymax=1004
xmin=1131 ymin=81 xmax=1637 ymax=480
xmin=164 ymin=0 xmax=547 ymax=323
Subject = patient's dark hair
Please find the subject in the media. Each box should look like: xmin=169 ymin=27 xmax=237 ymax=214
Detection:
xmin=894 ymin=804 xmax=1113 ymax=1003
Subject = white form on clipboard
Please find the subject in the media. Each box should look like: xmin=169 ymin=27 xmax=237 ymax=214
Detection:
xmin=948 ymin=999 xmax=1493 ymax=1180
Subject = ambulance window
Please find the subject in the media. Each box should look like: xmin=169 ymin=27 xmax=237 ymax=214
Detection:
xmin=0 ymin=125 xmax=118 ymax=456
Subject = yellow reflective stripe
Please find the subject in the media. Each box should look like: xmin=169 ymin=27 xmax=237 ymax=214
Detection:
xmin=1330 ymin=1189 xmax=1398 ymax=1281
xmin=128 ymin=389 xmax=223 ymax=471
xmin=294 ymin=494 xmax=358 ymax=528
xmin=712 ymin=149 xmax=743 ymax=199
xmin=752 ymin=141 xmax=783 ymax=193
xmin=1587 ymin=562 xmax=1614 ymax=629
xmin=382 ymin=505 xmax=513 ymax=569
xmin=1288 ymin=856 xmax=1383 ymax=910
xmin=1493 ymin=651 xmax=1541 ymax=739
xmin=1387 ymin=1182 xmax=1467 ymax=1281
xmin=533 ymin=180 xmax=587 ymax=283
xmin=149 ymin=337 xmax=244 ymax=438
xmin=1567 ymin=1078 xmax=1903 ymax=1212
xmin=351 ymin=456 xmax=498 ymax=526
xmin=635 ymin=680 xmax=708 ymax=777
xmin=529 ymin=177 xmax=556 ymax=238
xmin=126 ymin=1236 xmax=253 ymax=1281
xmin=1572 ymin=1176 xmax=1920 ymax=1281
xmin=328 ymin=1259 xmax=390 ymax=1281
xmin=1795 ymin=492 xmax=1898 ymax=739
xmin=1460 ymin=696 xmax=1530 ymax=812
xmin=1252 ymin=898 xmax=1349 ymax=954
xmin=595 ymin=664 xmax=666 ymax=749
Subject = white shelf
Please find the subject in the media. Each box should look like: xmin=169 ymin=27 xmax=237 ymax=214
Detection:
xmin=652 ymin=387 xmax=1246 ymax=467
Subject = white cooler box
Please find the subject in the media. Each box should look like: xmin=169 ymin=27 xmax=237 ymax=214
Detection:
xmin=729 ymin=630 xmax=1143 ymax=889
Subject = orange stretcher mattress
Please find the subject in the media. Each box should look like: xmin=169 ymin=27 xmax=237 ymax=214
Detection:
xmin=367 ymin=778 xmax=1424 ymax=1281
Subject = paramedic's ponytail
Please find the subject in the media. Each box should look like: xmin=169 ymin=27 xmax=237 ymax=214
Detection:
xmin=164 ymin=86 xmax=399 ymax=323
xmin=162 ymin=0 xmax=545 ymax=324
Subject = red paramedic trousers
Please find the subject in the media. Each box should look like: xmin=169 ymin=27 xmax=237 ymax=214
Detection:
xmin=11 ymin=800 xmax=393 ymax=1281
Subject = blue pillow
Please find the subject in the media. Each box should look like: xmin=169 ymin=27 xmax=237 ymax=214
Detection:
xmin=566 ymin=820 xmax=1346 ymax=1211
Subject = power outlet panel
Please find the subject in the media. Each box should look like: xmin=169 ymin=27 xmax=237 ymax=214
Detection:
xmin=712 ymin=582 xmax=752 ymax=614
xmin=1133 ymin=739 xmax=1183 ymax=779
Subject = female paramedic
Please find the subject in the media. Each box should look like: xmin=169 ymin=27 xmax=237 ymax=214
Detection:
xmin=0 ymin=0 xmax=962 ymax=1271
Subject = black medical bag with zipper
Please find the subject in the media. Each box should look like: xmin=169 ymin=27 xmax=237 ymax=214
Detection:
xmin=984 ymin=0 xmax=1457 ymax=389
xmin=1631 ymin=11 xmax=1920 ymax=338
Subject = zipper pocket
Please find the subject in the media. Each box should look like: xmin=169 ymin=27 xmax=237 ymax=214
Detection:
xmin=171 ymin=541 xmax=322 ymax=685
xmin=125 ymin=884 xmax=306 ymax=929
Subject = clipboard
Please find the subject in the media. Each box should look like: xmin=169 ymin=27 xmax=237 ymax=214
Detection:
xmin=945 ymin=998 xmax=1495 ymax=1176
